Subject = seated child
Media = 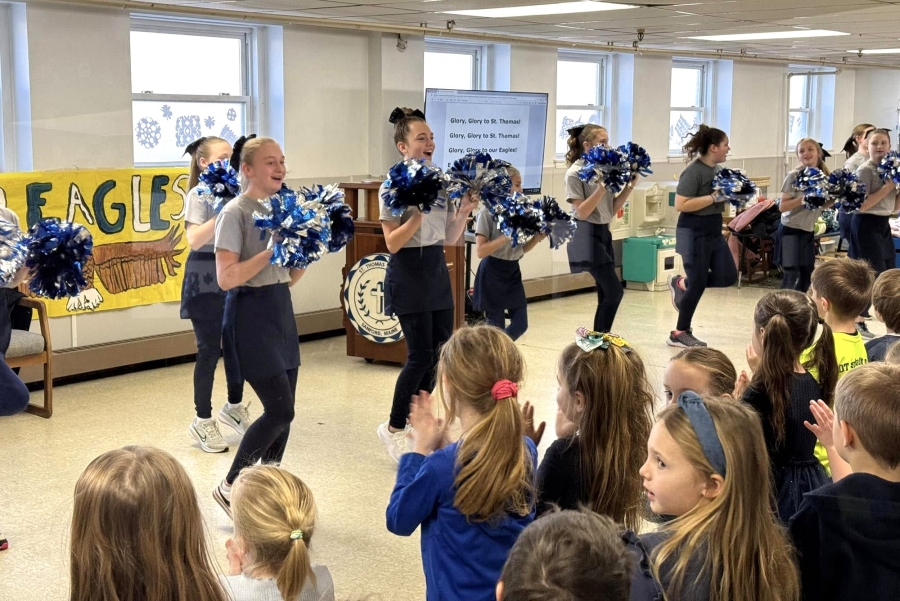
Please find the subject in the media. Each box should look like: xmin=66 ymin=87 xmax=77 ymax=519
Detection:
xmin=789 ymin=363 xmax=900 ymax=601
xmin=664 ymin=347 xmax=738 ymax=403
xmin=866 ymin=268 xmax=900 ymax=361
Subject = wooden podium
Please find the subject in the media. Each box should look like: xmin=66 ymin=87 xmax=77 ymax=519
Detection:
xmin=339 ymin=182 xmax=465 ymax=364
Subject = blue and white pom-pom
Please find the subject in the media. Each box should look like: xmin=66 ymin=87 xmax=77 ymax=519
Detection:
xmin=197 ymin=159 xmax=241 ymax=213
xmin=618 ymin=142 xmax=653 ymax=178
xmin=826 ymin=168 xmax=867 ymax=213
xmin=577 ymin=145 xmax=632 ymax=194
xmin=382 ymin=159 xmax=445 ymax=216
xmin=795 ymin=167 xmax=829 ymax=210
xmin=0 ymin=218 xmax=27 ymax=287
xmin=877 ymin=151 xmax=900 ymax=186
xmin=24 ymin=218 xmax=93 ymax=299
xmin=299 ymin=184 xmax=355 ymax=254
xmin=254 ymin=185 xmax=328 ymax=270
xmin=533 ymin=196 xmax=576 ymax=250
xmin=712 ymin=168 xmax=757 ymax=208
xmin=492 ymin=193 xmax=546 ymax=248
xmin=443 ymin=152 xmax=512 ymax=207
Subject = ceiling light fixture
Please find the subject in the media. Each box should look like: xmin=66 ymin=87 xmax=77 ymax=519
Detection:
xmin=443 ymin=1 xmax=636 ymax=19
xmin=687 ymin=30 xmax=849 ymax=42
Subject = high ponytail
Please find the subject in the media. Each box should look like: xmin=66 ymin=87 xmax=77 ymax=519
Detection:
xmin=842 ymin=123 xmax=875 ymax=158
xmin=565 ymin=123 xmax=606 ymax=166
xmin=682 ymin=124 xmax=727 ymax=161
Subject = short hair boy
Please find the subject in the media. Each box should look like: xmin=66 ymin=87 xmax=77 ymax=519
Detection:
xmin=867 ymin=269 xmax=900 ymax=362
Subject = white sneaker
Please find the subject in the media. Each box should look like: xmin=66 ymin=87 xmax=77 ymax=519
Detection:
xmin=213 ymin=480 xmax=232 ymax=518
xmin=189 ymin=418 xmax=229 ymax=453
xmin=219 ymin=401 xmax=252 ymax=436
xmin=377 ymin=421 xmax=411 ymax=463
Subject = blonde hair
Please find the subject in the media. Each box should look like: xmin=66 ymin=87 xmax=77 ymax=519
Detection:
xmin=239 ymin=136 xmax=279 ymax=173
xmin=232 ymin=466 xmax=317 ymax=601
xmin=651 ymin=399 xmax=800 ymax=601
xmin=506 ymin=165 xmax=521 ymax=180
xmin=186 ymin=136 xmax=229 ymax=189
xmin=885 ymin=341 xmax=900 ymax=365
xmin=559 ymin=342 xmax=655 ymax=531
xmin=69 ymin=446 xmax=226 ymax=601
xmin=437 ymin=325 xmax=533 ymax=522
xmin=795 ymin=138 xmax=831 ymax=175
xmin=670 ymin=348 xmax=737 ymax=398
xmin=834 ymin=363 xmax=900 ymax=469
xmin=565 ymin=124 xmax=607 ymax=166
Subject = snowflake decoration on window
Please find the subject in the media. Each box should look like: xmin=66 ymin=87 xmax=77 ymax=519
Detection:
xmin=135 ymin=117 xmax=162 ymax=149
xmin=219 ymin=124 xmax=238 ymax=145
xmin=559 ymin=116 xmax=583 ymax=139
xmin=204 ymin=116 xmax=215 ymax=129
xmin=175 ymin=115 xmax=203 ymax=147
xmin=161 ymin=105 xmax=173 ymax=120
xmin=227 ymin=108 xmax=237 ymax=122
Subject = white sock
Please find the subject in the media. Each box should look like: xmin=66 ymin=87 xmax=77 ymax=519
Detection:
xmin=195 ymin=416 xmax=214 ymax=424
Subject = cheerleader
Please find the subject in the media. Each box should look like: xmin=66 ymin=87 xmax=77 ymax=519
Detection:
xmin=666 ymin=125 xmax=737 ymax=348
xmin=840 ymin=124 xmax=875 ymax=254
xmin=376 ymin=107 xmax=477 ymax=462
xmin=0 ymin=206 xmax=30 ymax=416
xmin=564 ymin=124 xmax=636 ymax=333
xmin=212 ymin=137 xmax=305 ymax=516
xmin=473 ymin=166 xmax=545 ymax=340
xmin=182 ymin=136 xmax=248 ymax=454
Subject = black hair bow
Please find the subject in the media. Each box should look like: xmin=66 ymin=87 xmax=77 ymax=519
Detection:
xmin=230 ymin=134 xmax=257 ymax=171
xmin=389 ymin=107 xmax=425 ymax=124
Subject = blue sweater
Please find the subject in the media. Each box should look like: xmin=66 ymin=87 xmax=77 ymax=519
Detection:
xmin=386 ymin=438 xmax=537 ymax=601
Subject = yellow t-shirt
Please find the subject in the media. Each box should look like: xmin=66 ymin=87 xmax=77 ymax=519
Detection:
xmin=801 ymin=331 xmax=868 ymax=474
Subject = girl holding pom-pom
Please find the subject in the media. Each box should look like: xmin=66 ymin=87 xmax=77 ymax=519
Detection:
xmin=853 ymin=129 xmax=900 ymax=275
xmin=564 ymin=124 xmax=636 ymax=333
xmin=182 ymin=136 xmax=248 ymax=454
xmin=473 ymin=166 xmax=545 ymax=341
xmin=377 ymin=108 xmax=477 ymax=463
xmin=777 ymin=138 xmax=830 ymax=292
xmin=0 ymin=207 xmax=31 ymax=417
xmin=666 ymin=125 xmax=737 ymax=348
xmin=212 ymin=137 xmax=306 ymax=517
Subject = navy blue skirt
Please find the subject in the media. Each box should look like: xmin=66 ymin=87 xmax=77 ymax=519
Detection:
xmin=473 ymin=256 xmax=526 ymax=312
xmin=851 ymin=213 xmax=894 ymax=273
xmin=224 ymin=283 xmax=300 ymax=381
xmin=566 ymin=221 xmax=614 ymax=273
xmin=775 ymin=459 xmax=830 ymax=523
xmin=384 ymin=244 xmax=454 ymax=316
xmin=180 ymin=250 xmax=226 ymax=319
xmin=777 ymin=224 xmax=816 ymax=269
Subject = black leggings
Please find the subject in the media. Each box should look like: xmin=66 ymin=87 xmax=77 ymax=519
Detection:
xmin=676 ymin=230 xmax=737 ymax=332
xmin=190 ymin=316 xmax=244 ymax=419
xmin=225 ymin=367 xmax=298 ymax=484
xmin=589 ymin=263 xmax=624 ymax=333
xmin=484 ymin=306 xmax=528 ymax=341
xmin=389 ymin=308 xmax=454 ymax=430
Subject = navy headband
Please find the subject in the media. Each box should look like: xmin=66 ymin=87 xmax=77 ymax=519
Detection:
xmin=676 ymin=391 xmax=727 ymax=478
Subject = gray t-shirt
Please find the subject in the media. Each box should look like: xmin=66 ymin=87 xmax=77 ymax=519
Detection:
xmin=779 ymin=169 xmax=823 ymax=232
xmin=856 ymin=160 xmax=898 ymax=217
xmin=378 ymin=182 xmax=453 ymax=248
xmin=215 ymin=194 xmax=291 ymax=288
xmin=184 ymin=186 xmax=216 ymax=252
xmin=564 ymin=160 xmax=614 ymax=225
xmin=220 ymin=565 xmax=334 ymax=601
xmin=843 ymin=152 xmax=867 ymax=173
xmin=676 ymin=159 xmax=725 ymax=216
xmin=475 ymin=209 xmax=524 ymax=261
xmin=0 ymin=207 xmax=22 ymax=289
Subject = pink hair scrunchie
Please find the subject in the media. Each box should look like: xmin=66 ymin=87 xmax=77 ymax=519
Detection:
xmin=491 ymin=380 xmax=518 ymax=401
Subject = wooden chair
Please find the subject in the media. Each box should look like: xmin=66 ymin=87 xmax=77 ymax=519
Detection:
xmin=5 ymin=296 xmax=53 ymax=418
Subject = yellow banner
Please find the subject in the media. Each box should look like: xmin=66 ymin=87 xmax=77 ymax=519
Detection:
xmin=0 ymin=168 xmax=190 ymax=317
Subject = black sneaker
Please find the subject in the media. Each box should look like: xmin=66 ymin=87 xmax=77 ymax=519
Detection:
xmin=860 ymin=311 xmax=873 ymax=320
xmin=667 ymin=329 xmax=707 ymax=348
xmin=856 ymin=322 xmax=876 ymax=340
xmin=213 ymin=482 xmax=232 ymax=519
xmin=667 ymin=274 xmax=685 ymax=313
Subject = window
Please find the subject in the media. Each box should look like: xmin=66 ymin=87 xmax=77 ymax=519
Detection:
xmin=788 ymin=73 xmax=812 ymax=150
xmin=0 ymin=3 xmax=12 ymax=172
xmin=669 ymin=61 xmax=708 ymax=154
xmin=556 ymin=52 xmax=607 ymax=159
xmin=424 ymin=40 xmax=481 ymax=91
xmin=130 ymin=19 xmax=255 ymax=165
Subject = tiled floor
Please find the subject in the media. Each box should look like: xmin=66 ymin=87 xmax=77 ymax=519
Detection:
xmin=0 ymin=284 xmax=886 ymax=600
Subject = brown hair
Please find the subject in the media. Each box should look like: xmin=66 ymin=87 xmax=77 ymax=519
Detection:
xmin=185 ymin=136 xmax=229 ymax=189
xmin=70 ymin=446 xmax=226 ymax=601
xmin=885 ymin=341 xmax=900 ymax=365
xmin=810 ymin=258 xmax=876 ymax=320
xmin=751 ymin=290 xmax=838 ymax=442
xmin=651 ymin=399 xmax=800 ymax=601
xmin=437 ymin=325 xmax=533 ymax=522
xmin=231 ymin=466 xmax=317 ymax=601
xmin=873 ymin=269 xmax=900 ymax=332
xmin=671 ymin=348 xmax=738 ymax=398
xmin=499 ymin=510 xmax=632 ymax=601
xmin=565 ymin=124 xmax=607 ymax=166
xmin=835 ymin=363 xmax=900 ymax=469
xmin=842 ymin=123 xmax=875 ymax=158
xmin=390 ymin=107 xmax=427 ymax=151
xmin=795 ymin=138 xmax=831 ymax=175
xmin=559 ymin=342 xmax=654 ymax=530
xmin=682 ymin=125 xmax=728 ymax=161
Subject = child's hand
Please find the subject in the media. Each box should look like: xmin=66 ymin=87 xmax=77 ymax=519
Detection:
xmin=409 ymin=391 xmax=446 ymax=456
xmin=733 ymin=370 xmax=750 ymax=399
xmin=522 ymin=401 xmax=546 ymax=446
xmin=460 ymin=191 xmax=479 ymax=214
xmin=555 ymin=408 xmax=577 ymax=439
xmin=804 ymin=400 xmax=836 ymax=448
xmin=745 ymin=343 xmax=761 ymax=373
xmin=225 ymin=538 xmax=245 ymax=576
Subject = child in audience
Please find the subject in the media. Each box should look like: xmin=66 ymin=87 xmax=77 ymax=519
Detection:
xmin=886 ymin=340 xmax=900 ymax=364
xmin=789 ymin=364 xmax=900 ymax=601
xmin=742 ymin=290 xmax=837 ymax=522
xmin=664 ymin=347 xmax=738 ymax=404
xmin=777 ymin=138 xmax=831 ymax=292
xmin=866 ymin=268 xmax=900 ymax=361
xmin=386 ymin=325 xmax=536 ymax=601
xmin=640 ymin=394 xmax=800 ymax=601
xmin=536 ymin=328 xmax=654 ymax=528
xmin=69 ymin=446 xmax=227 ymax=601
xmin=222 ymin=465 xmax=334 ymax=601
xmin=496 ymin=509 xmax=663 ymax=601
xmin=474 ymin=165 xmax=545 ymax=341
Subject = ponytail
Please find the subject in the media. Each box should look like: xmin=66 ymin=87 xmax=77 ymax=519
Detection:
xmin=804 ymin=321 xmax=838 ymax=406
xmin=842 ymin=123 xmax=875 ymax=158
xmin=276 ymin=530 xmax=316 ymax=601
xmin=565 ymin=123 xmax=606 ymax=166
xmin=749 ymin=314 xmax=795 ymax=444
xmin=184 ymin=136 xmax=228 ymax=190
xmin=682 ymin=124 xmax=727 ymax=161
xmin=390 ymin=107 xmax=427 ymax=151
